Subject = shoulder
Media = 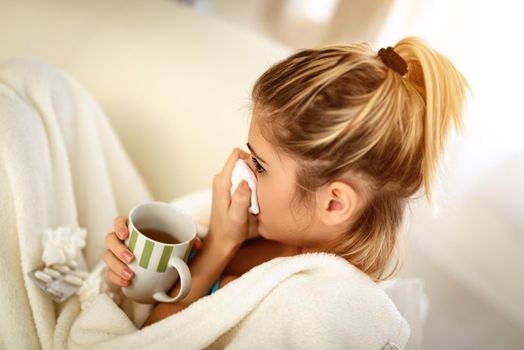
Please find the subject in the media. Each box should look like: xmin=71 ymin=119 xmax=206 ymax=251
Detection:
xmin=276 ymin=252 xmax=396 ymax=311
xmin=262 ymin=253 xmax=411 ymax=348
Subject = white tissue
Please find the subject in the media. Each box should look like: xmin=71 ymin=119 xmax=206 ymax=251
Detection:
xmin=77 ymin=278 xmax=103 ymax=311
xmin=230 ymin=159 xmax=259 ymax=215
xmin=41 ymin=226 xmax=86 ymax=266
xmin=76 ymin=262 xmax=122 ymax=311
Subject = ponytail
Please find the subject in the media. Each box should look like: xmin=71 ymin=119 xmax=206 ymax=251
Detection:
xmin=394 ymin=37 xmax=470 ymax=204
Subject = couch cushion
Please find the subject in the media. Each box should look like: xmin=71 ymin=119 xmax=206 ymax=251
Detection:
xmin=0 ymin=0 xmax=292 ymax=200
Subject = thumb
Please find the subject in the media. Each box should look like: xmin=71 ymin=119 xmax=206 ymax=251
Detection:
xmin=229 ymin=180 xmax=251 ymax=217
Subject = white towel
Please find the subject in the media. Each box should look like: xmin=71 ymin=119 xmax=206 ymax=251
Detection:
xmin=0 ymin=57 xmax=410 ymax=350
xmin=67 ymin=252 xmax=410 ymax=350
xmin=230 ymin=159 xmax=259 ymax=215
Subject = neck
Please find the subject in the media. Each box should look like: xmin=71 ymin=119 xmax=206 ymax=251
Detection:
xmin=295 ymin=246 xmax=322 ymax=255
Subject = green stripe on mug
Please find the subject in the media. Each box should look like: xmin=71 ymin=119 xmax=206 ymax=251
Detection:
xmin=183 ymin=238 xmax=195 ymax=262
xmin=128 ymin=229 xmax=138 ymax=253
xmin=157 ymin=245 xmax=174 ymax=272
xmin=139 ymin=240 xmax=155 ymax=269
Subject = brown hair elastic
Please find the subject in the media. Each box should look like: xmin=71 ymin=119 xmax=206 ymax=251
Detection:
xmin=378 ymin=46 xmax=408 ymax=76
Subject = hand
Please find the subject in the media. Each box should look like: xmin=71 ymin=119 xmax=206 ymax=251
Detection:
xmin=102 ymin=215 xmax=203 ymax=287
xmin=247 ymin=213 xmax=260 ymax=240
xmin=209 ymin=147 xmax=253 ymax=247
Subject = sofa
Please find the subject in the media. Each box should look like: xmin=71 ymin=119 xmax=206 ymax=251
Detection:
xmin=0 ymin=1 xmax=427 ymax=349
xmin=0 ymin=0 xmax=293 ymax=201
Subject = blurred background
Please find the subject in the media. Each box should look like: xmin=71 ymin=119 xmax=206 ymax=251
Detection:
xmin=1 ymin=0 xmax=523 ymax=349
xmin=170 ymin=1 xmax=524 ymax=348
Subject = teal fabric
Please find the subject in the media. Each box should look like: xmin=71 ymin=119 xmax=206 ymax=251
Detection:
xmin=209 ymin=276 xmax=221 ymax=294
xmin=188 ymin=246 xmax=221 ymax=295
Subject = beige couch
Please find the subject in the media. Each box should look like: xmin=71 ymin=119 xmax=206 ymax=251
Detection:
xmin=0 ymin=0 xmax=291 ymax=201
xmin=0 ymin=1 xmax=427 ymax=348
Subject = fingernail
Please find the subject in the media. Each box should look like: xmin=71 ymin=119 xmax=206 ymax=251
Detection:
xmin=242 ymin=181 xmax=250 ymax=189
xmin=118 ymin=227 xmax=127 ymax=239
xmin=121 ymin=269 xmax=133 ymax=279
xmin=123 ymin=251 xmax=134 ymax=263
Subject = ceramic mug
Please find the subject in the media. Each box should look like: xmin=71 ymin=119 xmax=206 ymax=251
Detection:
xmin=121 ymin=201 xmax=196 ymax=304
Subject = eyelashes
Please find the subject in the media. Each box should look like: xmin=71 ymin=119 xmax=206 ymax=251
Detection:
xmin=250 ymin=156 xmax=266 ymax=174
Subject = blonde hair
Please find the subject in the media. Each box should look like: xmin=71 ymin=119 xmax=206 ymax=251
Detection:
xmin=250 ymin=36 xmax=470 ymax=282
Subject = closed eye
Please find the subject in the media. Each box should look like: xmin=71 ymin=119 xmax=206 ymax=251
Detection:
xmin=251 ymin=156 xmax=266 ymax=174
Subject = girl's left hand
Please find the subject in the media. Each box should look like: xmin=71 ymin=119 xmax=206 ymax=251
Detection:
xmin=208 ymin=147 xmax=253 ymax=247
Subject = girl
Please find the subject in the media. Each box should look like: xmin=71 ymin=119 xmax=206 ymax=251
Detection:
xmin=102 ymin=36 xmax=469 ymax=328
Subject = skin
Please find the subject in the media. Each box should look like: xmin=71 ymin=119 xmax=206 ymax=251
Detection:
xmin=102 ymin=112 xmax=363 ymax=327
xmin=244 ymin=119 xmax=361 ymax=252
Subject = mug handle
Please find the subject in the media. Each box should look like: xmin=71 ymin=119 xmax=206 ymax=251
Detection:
xmin=152 ymin=256 xmax=192 ymax=303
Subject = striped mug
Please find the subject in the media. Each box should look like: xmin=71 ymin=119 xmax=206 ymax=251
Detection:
xmin=122 ymin=201 xmax=196 ymax=304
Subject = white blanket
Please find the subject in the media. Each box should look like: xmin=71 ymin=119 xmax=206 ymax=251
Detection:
xmin=0 ymin=57 xmax=410 ymax=349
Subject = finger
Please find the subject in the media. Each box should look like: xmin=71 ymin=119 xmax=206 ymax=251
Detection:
xmin=113 ymin=215 xmax=129 ymax=240
xmin=247 ymin=214 xmax=260 ymax=240
xmin=217 ymin=148 xmax=250 ymax=189
xmin=105 ymin=266 xmax=132 ymax=287
xmin=214 ymin=148 xmax=250 ymax=210
xmin=102 ymin=249 xmax=135 ymax=282
xmin=193 ymin=236 xmax=203 ymax=250
xmin=228 ymin=180 xmax=251 ymax=224
xmin=104 ymin=231 xmax=135 ymax=263
xmin=220 ymin=147 xmax=250 ymax=174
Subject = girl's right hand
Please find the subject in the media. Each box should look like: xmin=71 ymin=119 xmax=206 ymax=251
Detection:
xmin=102 ymin=216 xmax=136 ymax=287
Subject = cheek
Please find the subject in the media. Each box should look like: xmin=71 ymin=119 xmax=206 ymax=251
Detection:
xmin=255 ymin=180 xmax=266 ymax=219
xmin=256 ymin=179 xmax=287 ymax=225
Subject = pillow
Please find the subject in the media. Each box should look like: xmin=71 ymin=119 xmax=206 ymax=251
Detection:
xmin=379 ymin=277 xmax=429 ymax=350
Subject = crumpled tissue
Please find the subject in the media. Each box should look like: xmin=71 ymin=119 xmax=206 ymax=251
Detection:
xmin=41 ymin=226 xmax=86 ymax=266
xmin=230 ymin=159 xmax=259 ymax=215
xmin=76 ymin=262 xmax=122 ymax=310
xmin=40 ymin=226 xmax=121 ymax=309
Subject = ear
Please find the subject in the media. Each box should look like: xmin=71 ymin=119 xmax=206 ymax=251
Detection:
xmin=318 ymin=181 xmax=359 ymax=226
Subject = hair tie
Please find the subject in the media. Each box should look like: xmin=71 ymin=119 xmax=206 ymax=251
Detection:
xmin=377 ymin=46 xmax=408 ymax=76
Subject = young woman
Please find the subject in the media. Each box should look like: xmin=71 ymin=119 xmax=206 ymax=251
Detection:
xmin=102 ymin=36 xmax=469 ymax=328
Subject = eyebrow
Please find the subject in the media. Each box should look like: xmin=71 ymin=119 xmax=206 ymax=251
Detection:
xmin=246 ymin=142 xmax=269 ymax=166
